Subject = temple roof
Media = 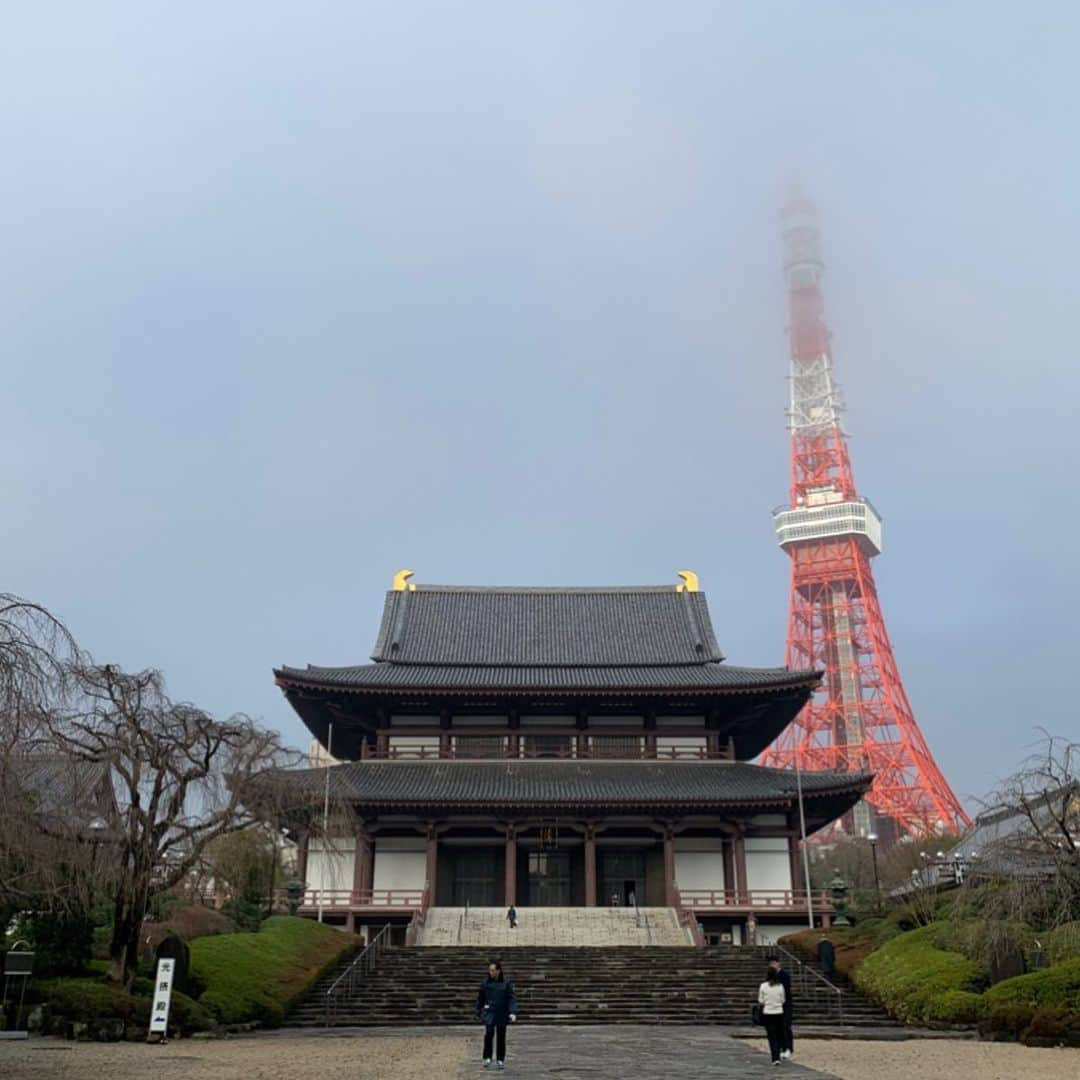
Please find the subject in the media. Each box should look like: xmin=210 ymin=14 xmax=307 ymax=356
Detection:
xmin=369 ymin=585 xmax=724 ymax=666
xmin=274 ymin=760 xmax=871 ymax=832
xmin=275 ymin=660 xmax=816 ymax=694
xmin=276 ymin=581 xmax=818 ymax=697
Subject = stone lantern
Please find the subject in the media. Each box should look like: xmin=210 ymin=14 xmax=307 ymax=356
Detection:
xmin=829 ymin=870 xmax=852 ymax=926
xmin=285 ymin=878 xmax=305 ymax=917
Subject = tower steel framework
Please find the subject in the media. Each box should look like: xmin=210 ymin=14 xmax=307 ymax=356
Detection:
xmin=761 ymin=194 xmax=970 ymax=837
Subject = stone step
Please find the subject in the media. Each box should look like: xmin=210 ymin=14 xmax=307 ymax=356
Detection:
xmin=290 ymin=942 xmax=899 ymax=1029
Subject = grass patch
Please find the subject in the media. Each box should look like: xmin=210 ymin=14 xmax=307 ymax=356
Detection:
xmin=190 ymin=915 xmax=358 ymax=1027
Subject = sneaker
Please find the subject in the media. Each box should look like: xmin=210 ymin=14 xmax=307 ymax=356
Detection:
xmin=781 ymin=1050 xmax=792 ymax=1060
xmin=483 ymin=1060 xmax=492 ymax=1069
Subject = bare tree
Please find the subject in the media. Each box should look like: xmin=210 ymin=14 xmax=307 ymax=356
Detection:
xmin=973 ymin=731 xmax=1079 ymax=929
xmin=39 ymin=663 xmax=302 ymax=983
xmin=0 ymin=596 xmax=91 ymax=927
xmin=0 ymin=594 xmax=82 ymax=748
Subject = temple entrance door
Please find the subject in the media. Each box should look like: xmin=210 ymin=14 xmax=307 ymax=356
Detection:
xmin=451 ymin=850 xmax=498 ymax=906
xmin=600 ymin=850 xmax=646 ymax=907
xmin=528 ymin=852 xmax=571 ymax=906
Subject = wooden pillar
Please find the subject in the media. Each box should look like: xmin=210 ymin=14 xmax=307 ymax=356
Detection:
xmin=504 ymin=824 xmax=517 ymax=906
xmin=644 ymin=711 xmax=657 ymax=759
xmin=722 ymin=837 xmax=735 ymax=902
xmin=663 ymin=827 xmax=677 ymax=907
xmin=788 ymin=831 xmax=803 ymax=903
xmin=354 ymin=828 xmax=374 ymax=901
xmin=584 ymin=824 xmax=597 ymax=906
xmin=297 ymin=831 xmax=310 ymax=884
xmin=426 ymin=826 xmax=438 ymax=902
xmin=734 ymin=832 xmax=749 ymax=904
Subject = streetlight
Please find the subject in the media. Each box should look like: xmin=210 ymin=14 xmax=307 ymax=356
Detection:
xmin=867 ymin=832 xmax=881 ymax=910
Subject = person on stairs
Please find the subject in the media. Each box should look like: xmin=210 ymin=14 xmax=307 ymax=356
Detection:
xmin=768 ymin=954 xmax=794 ymax=1060
xmin=476 ymin=959 xmax=517 ymax=1070
xmin=817 ymin=934 xmax=836 ymax=979
xmin=506 ymin=905 xmax=517 ymax=930
xmin=757 ymin=966 xmax=787 ymax=1066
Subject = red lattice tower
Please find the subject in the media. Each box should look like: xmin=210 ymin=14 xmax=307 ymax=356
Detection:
xmin=760 ymin=194 xmax=970 ymax=838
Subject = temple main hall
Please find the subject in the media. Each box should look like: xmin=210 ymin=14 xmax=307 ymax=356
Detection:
xmin=275 ymin=571 xmax=870 ymax=945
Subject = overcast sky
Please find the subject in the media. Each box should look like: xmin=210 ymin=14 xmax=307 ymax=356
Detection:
xmin=4 ymin=3 xmax=1077 ymax=808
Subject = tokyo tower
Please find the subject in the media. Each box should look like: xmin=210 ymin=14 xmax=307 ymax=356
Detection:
xmin=761 ymin=193 xmax=970 ymax=838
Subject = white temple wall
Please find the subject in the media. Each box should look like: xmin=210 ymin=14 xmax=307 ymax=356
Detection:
xmin=307 ymin=837 xmax=356 ymax=896
xmin=744 ymin=836 xmax=793 ymax=893
xmin=673 ymin=837 xmax=725 ymax=892
xmin=372 ymin=837 xmax=427 ymax=894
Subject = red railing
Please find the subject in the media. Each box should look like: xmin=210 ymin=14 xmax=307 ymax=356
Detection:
xmin=299 ymin=888 xmax=426 ymax=910
xmin=360 ymin=744 xmax=733 ymax=761
xmin=678 ymin=888 xmax=832 ymax=911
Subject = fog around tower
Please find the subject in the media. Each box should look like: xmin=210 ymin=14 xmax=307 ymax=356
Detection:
xmin=3 ymin=3 xmax=1076 ymax=807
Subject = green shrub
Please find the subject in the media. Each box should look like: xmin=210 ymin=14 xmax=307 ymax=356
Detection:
xmin=190 ymin=916 xmax=357 ymax=1028
xmin=923 ymin=990 xmax=983 ymax=1025
xmin=981 ymin=957 xmax=1080 ymax=1013
xmin=853 ymin=923 xmax=987 ymax=1024
xmin=165 ymin=990 xmax=214 ymax=1035
xmin=983 ymin=1003 xmax=1036 ymax=1038
xmin=40 ymin=980 xmax=137 ymax=1023
xmin=220 ymin=897 xmax=265 ymax=933
xmin=25 ymin=913 xmax=95 ymax=976
xmin=1026 ymin=1008 xmax=1077 ymax=1039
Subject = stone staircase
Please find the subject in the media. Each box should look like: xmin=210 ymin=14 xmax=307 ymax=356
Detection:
xmin=417 ymin=906 xmax=691 ymax=948
xmin=290 ymin=944 xmax=900 ymax=1028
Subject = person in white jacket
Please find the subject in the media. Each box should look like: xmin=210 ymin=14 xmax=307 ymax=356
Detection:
xmin=757 ymin=968 xmax=787 ymax=1065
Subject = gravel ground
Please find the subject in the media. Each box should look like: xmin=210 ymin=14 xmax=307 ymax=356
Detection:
xmin=743 ymin=1037 xmax=1080 ymax=1080
xmin=0 ymin=1033 xmax=473 ymax=1080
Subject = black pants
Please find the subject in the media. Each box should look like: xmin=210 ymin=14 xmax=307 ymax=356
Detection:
xmin=763 ymin=1013 xmax=784 ymax=1062
xmin=782 ymin=1006 xmax=794 ymax=1053
xmin=483 ymin=1023 xmax=507 ymax=1062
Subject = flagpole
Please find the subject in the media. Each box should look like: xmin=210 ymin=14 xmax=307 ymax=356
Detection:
xmin=794 ymin=747 xmax=815 ymax=929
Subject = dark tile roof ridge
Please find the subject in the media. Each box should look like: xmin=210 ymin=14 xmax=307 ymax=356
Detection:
xmin=403 ymin=584 xmax=685 ymax=594
xmin=277 ymin=661 xmax=818 ymax=677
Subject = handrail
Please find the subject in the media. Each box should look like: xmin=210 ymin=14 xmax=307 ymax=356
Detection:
xmin=457 ymin=910 xmax=464 ymax=944
xmin=325 ymin=923 xmax=391 ymax=1026
xmin=758 ymin=941 xmax=843 ymax=1020
xmin=670 ymin=882 xmax=706 ymax=947
xmin=632 ymin=890 xmax=641 ymax=928
xmin=404 ymin=881 xmax=432 ymax=947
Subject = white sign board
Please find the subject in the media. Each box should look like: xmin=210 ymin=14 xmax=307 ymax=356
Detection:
xmin=148 ymin=958 xmax=175 ymax=1036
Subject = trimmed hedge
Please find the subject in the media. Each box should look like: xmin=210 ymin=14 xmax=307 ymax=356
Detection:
xmin=33 ymin=978 xmax=212 ymax=1036
xmin=981 ymin=957 xmax=1080 ymax=1014
xmin=853 ymin=923 xmax=988 ymax=1024
xmin=190 ymin=916 xmax=358 ymax=1027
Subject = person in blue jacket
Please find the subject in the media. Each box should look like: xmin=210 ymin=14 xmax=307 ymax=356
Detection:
xmin=475 ymin=959 xmax=518 ymax=1069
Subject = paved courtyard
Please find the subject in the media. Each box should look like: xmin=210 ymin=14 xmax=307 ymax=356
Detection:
xmin=2 ymin=1027 xmax=1078 ymax=1080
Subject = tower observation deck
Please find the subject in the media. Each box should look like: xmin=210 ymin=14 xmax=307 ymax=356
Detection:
xmin=760 ymin=194 xmax=970 ymax=838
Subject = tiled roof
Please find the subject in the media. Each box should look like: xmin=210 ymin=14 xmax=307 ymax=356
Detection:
xmin=275 ymin=660 xmax=818 ymax=695
xmin=370 ymin=585 xmax=724 ymax=666
xmin=277 ymin=759 xmax=871 ymax=812
xmin=7 ymin=757 xmax=113 ymax=817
